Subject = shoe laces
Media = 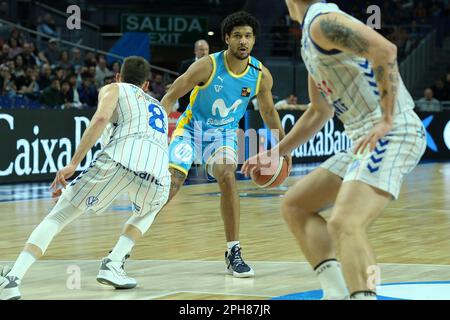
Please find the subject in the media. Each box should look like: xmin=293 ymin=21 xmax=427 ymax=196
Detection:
xmin=120 ymin=254 xmax=130 ymax=271
xmin=230 ymin=247 xmax=245 ymax=267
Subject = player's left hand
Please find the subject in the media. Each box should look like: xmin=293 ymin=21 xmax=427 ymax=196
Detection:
xmin=50 ymin=164 xmax=77 ymax=197
xmin=354 ymin=119 xmax=393 ymax=155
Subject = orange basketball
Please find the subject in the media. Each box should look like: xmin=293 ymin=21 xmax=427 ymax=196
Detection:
xmin=250 ymin=156 xmax=290 ymax=188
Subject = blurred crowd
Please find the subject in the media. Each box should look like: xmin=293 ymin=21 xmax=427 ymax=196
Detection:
xmin=0 ymin=22 xmax=170 ymax=110
xmin=416 ymin=69 xmax=450 ymax=112
xmin=271 ymin=0 xmax=450 ymax=59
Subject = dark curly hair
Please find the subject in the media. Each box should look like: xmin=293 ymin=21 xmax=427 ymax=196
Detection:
xmin=221 ymin=11 xmax=260 ymax=42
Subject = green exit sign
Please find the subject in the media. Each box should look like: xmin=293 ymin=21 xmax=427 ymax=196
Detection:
xmin=121 ymin=14 xmax=209 ymax=47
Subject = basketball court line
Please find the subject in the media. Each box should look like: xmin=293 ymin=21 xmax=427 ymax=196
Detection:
xmin=1 ymin=259 xmax=449 ymax=268
xmin=173 ymin=290 xmax=274 ymax=298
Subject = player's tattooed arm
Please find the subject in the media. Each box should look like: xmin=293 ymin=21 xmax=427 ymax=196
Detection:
xmin=318 ymin=17 xmax=369 ymax=55
xmin=311 ymin=13 xmax=398 ymax=123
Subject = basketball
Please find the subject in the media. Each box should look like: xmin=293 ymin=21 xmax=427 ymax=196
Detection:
xmin=250 ymin=157 xmax=290 ymax=188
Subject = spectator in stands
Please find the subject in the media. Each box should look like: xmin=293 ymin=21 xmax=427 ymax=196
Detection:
xmin=70 ymin=48 xmax=83 ymax=73
xmin=7 ymin=38 xmax=23 ymax=59
xmin=84 ymin=51 xmax=97 ymax=67
xmin=274 ymin=94 xmax=309 ymax=110
xmin=38 ymin=63 xmax=52 ymax=90
xmin=67 ymin=73 xmax=82 ymax=108
xmin=111 ymin=61 xmax=121 ymax=75
xmin=77 ymin=71 xmax=97 ymax=107
xmin=416 ymin=88 xmax=442 ymax=112
xmin=12 ymin=55 xmax=25 ymax=88
xmin=151 ymin=73 xmax=165 ymax=100
xmin=9 ymin=28 xmax=26 ymax=47
xmin=37 ymin=14 xmax=58 ymax=38
xmin=178 ymin=39 xmax=210 ymax=111
xmin=0 ymin=43 xmax=10 ymax=62
xmin=57 ymin=50 xmax=72 ymax=70
xmin=43 ymin=38 xmax=61 ymax=66
xmin=17 ymin=66 xmax=39 ymax=99
xmin=39 ymin=76 xmax=63 ymax=108
xmin=103 ymin=75 xmax=115 ymax=86
xmin=432 ymin=78 xmax=448 ymax=101
xmin=0 ymin=65 xmax=16 ymax=97
xmin=95 ymin=56 xmax=113 ymax=87
xmin=21 ymin=43 xmax=40 ymax=68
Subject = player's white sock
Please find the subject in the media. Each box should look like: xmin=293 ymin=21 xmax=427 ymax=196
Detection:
xmin=8 ymin=250 xmax=37 ymax=279
xmin=227 ymin=241 xmax=240 ymax=252
xmin=108 ymin=235 xmax=135 ymax=261
xmin=350 ymin=291 xmax=377 ymax=300
xmin=314 ymin=259 xmax=349 ymax=299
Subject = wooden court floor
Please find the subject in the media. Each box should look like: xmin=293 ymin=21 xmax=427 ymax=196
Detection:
xmin=0 ymin=162 xmax=449 ymax=300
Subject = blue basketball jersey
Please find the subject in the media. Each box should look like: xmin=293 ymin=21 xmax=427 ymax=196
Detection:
xmin=174 ymin=51 xmax=262 ymax=136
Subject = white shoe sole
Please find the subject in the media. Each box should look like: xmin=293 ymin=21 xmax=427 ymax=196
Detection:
xmin=0 ymin=287 xmax=21 ymax=300
xmin=226 ymin=268 xmax=255 ymax=278
xmin=96 ymin=271 xmax=137 ymax=289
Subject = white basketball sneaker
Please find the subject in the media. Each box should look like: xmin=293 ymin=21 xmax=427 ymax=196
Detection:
xmin=0 ymin=267 xmax=21 ymax=300
xmin=96 ymin=254 xmax=137 ymax=289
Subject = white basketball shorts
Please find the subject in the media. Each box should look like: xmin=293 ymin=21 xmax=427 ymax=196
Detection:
xmin=62 ymin=152 xmax=170 ymax=216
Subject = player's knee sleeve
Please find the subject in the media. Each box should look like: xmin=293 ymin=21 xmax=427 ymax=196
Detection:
xmin=27 ymin=219 xmax=59 ymax=253
xmin=27 ymin=196 xmax=83 ymax=253
xmin=46 ymin=196 xmax=84 ymax=232
xmin=125 ymin=209 xmax=159 ymax=235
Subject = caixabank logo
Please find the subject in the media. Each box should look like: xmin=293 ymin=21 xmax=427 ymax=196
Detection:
xmin=273 ymin=281 xmax=450 ymax=300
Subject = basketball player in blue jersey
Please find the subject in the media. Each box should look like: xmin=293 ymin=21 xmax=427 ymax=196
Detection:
xmin=161 ymin=11 xmax=291 ymax=278
xmin=0 ymin=57 xmax=171 ymax=300
xmin=243 ymin=0 xmax=426 ymax=299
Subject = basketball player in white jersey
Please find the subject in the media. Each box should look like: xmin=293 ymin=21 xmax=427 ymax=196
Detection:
xmin=0 ymin=56 xmax=170 ymax=300
xmin=243 ymin=0 xmax=426 ymax=299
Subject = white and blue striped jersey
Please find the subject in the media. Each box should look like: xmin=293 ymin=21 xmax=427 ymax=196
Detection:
xmin=301 ymin=2 xmax=416 ymax=141
xmin=101 ymin=83 xmax=169 ymax=180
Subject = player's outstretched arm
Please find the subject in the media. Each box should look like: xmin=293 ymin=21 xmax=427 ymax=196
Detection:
xmin=310 ymin=13 xmax=398 ymax=153
xmin=256 ymin=66 xmax=292 ymax=168
xmin=257 ymin=66 xmax=286 ymax=140
xmin=242 ymin=75 xmax=333 ymax=176
xmin=275 ymin=75 xmax=334 ymax=157
xmin=160 ymin=56 xmax=213 ymax=114
xmin=51 ymin=84 xmax=119 ymax=194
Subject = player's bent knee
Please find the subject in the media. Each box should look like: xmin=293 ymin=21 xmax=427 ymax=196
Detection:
xmin=215 ymin=169 xmax=235 ymax=186
xmin=327 ymin=215 xmax=362 ymax=241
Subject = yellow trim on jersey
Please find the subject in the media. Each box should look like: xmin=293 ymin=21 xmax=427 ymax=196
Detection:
xmin=196 ymin=54 xmax=216 ymax=90
xmin=172 ymin=108 xmax=193 ymax=137
xmin=169 ymin=163 xmax=189 ymax=176
xmin=189 ymin=86 xmax=200 ymax=109
xmin=223 ymin=51 xmax=250 ymax=78
xmin=255 ymin=61 xmax=263 ymax=95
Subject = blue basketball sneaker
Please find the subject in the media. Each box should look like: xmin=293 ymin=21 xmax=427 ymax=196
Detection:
xmin=225 ymin=244 xmax=254 ymax=278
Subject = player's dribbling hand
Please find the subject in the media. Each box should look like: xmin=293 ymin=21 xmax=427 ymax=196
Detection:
xmin=50 ymin=164 xmax=77 ymax=198
xmin=241 ymin=150 xmax=271 ymax=177
xmin=354 ymin=120 xmax=393 ymax=155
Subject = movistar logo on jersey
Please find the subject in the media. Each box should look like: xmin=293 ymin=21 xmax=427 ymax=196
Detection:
xmin=211 ymin=99 xmax=242 ymax=118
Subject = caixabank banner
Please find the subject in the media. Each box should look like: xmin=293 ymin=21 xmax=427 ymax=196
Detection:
xmin=0 ymin=110 xmax=101 ymax=183
xmin=0 ymin=110 xmax=448 ymax=183
xmin=244 ymin=110 xmax=450 ymax=163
